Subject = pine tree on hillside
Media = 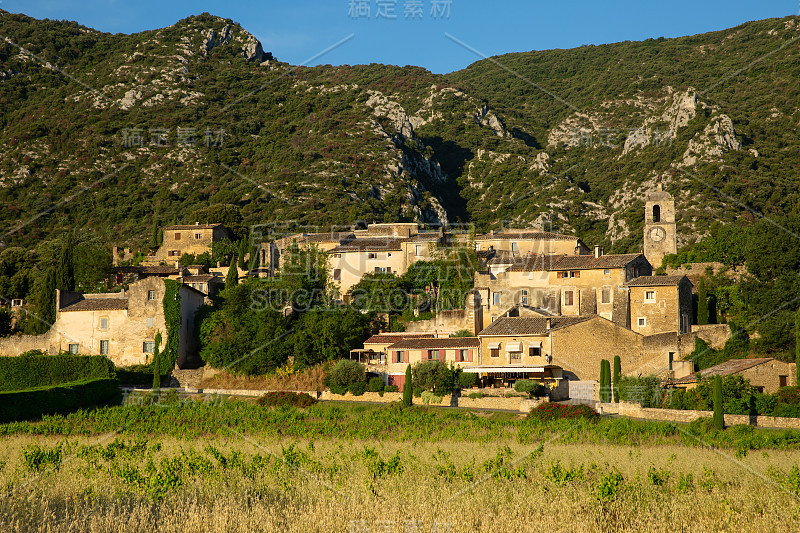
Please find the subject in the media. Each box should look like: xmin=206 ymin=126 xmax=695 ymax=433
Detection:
xmin=697 ymin=277 xmax=709 ymax=326
xmin=56 ymin=233 xmax=75 ymax=292
xmin=226 ymin=258 xmax=239 ymax=288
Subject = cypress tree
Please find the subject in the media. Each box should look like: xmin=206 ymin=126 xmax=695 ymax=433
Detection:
xmin=238 ymin=238 xmax=249 ymax=271
xmin=36 ymin=266 xmax=57 ymax=333
xmin=796 ymin=305 xmax=800 ymax=387
xmin=600 ymin=359 xmax=611 ymax=403
xmin=152 ymin=332 xmax=162 ymax=390
xmin=402 ymin=364 xmax=412 ymax=407
xmin=712 ymin=375 xmax=724 ymax=430
xmin=613 ymin=356 xmax=621 ymax=403
xmin=697 ymin=277 xmax=709 ymax=326
xmin=56 ymin=234 xmax=75 ymax=292
xmin=226 ymin=258 xmax=239 ymax=288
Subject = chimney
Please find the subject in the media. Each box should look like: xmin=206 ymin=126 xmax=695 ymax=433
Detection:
xmin=594 ymin=246 xmax=603 ymax=258
xmin=546 ymin=318 xmax=551 ymax=330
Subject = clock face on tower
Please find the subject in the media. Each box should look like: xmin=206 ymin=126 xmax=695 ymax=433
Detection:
xmin=649 ymin=226 xmax=666 ymax=242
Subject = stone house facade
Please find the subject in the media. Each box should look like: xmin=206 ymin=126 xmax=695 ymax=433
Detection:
xmin=152 ymin=223 xmax=230 ymax=264
xmin=671 ymin=358 xmax=796 ymax=394
xmin=0 ymin=278 xmax=204 ymax=368
xmin=627 ymin=275 xmax=693 ymax=335
xmin=384 ymin=337 xmax=480 ymax=391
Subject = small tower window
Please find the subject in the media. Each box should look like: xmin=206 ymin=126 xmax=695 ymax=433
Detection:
xmin=652 ymin=204 xmax=661 ymax=223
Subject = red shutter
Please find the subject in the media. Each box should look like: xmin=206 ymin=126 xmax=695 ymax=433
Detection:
xmin=439 ymin=349 xmax=445 ymax=362
xmin=557 ymin=271 xmax=563 ymax=279
xmin=468 ymin=349 xmax=474 ymax=362
xmin=394 ymin=351 xmax=399 ymax=363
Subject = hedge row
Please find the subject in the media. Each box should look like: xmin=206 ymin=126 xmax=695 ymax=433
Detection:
xmin=0 ymin=353 xmax=115 ymax=391
xmin=0 ymin=378 xmax=121 ymax=423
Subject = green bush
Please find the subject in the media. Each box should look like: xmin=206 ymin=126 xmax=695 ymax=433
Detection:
xmin=457 ymin=372 xmax=478 ymax=389
xmin=256 ymin=391 xmax=317 ymax=408
xmin=115 ymin=364 xmax=154 ymax=387
xmin=326 ymin=360 xmax=366 ymax=388
xmin=0 ymin=378 xmax=120 ymax=423
xmin=348 ymin=381 xmax=367 ymax=396
xmin=385 ymin=385 xmax=399 ymax=393
xmin=367 ymin=377 xmax=385 ymax=392
xmin=617 ymin=376 xmax=663 ymax=407
xmin=329 ymin=385 xmax=348 ymax=396
xmin=412 ymin=361 xmax=454 ymax=394
xmin=513 ymin=380 xmax=547 ymax=397
xmin=0 ymin=353 xmax=115 ymax=391
xmin=527 ymin=403 xmax=599 ymax=422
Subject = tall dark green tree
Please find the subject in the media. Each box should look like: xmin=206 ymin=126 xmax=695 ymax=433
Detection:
xmin=712 ymin=375 xmax=724 ymax=430
xmin=226 ymin=258 xmax=239 ymax=288
xmin=36 ymin=266 xmax=57 ymax=333
xmin=238 ymin=238 xmax=249 ymax=271
xmin=152 ymin=332 xmax=162 ymax=390
xmin=795 ymin=305 xmax=800 ymax=387
xmin=403 ymin=364 xmax=412 ymax=407
xmin=600 ymin=359 xmax=611 ymax=403
xmin=56 ymin=234 xmax=75 ymax=292
xmin=612 ymin=356 xmax=621 ymax=403
xmin=697 ymin=277 xmax=709 ymax=325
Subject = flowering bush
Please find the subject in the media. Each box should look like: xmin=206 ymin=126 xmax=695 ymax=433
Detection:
xmin=527 ymin=403 xmax=599 ymax=422
xmin=256 ymin=391 xmax=317 ymax=408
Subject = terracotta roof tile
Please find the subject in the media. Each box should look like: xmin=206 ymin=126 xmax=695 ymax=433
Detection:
xmin=475 ymin=231 xmax=579 ymax=241
xmin=364 ymin=333 xmax=434 ymax=345
xmin=552 ymin=253 xmax=643 ymax=270
xmin=479 ymin=316 xmax=592 ymax=336
xmin=626 ymin=275 xmax=690 ymax=287
xmin=388 ymin=337 xmax=480 ymax=349
xmin=60 ymin=298 xmax=128 ymax=312
xmin=164 ymin=224 xmax=224 ymax=230
xmin=671 ymin=358 xmax=774 ymax=384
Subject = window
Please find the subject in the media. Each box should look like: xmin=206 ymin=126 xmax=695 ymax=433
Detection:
xmin=490 ymin=348 xmax=500 ymax=358
xmin=100 ymin=340 xmax=109 ymax=355
xmin=333 ymin=269 xmax=341 ymax=281
xmin=780 ymin=375 xmax=788 ymax=388
xmin=645 ymin=290 xmax=655 ymax=301
xmin=168 ymin=250 xmax=179 ymax=257
xmin=604 ymin=269 xmax=610 ymax=275
xmin=558 ymin=271 xmax=578 ymax=279
xmin=653 ymin=204 xmax=661 ymax=223
xmin=458 ymin=349 xmax=468 ymax=362
xmin=333 ymin=253 xmax=341 ymax=258
xmin=427 ymin=350 xmax=436 ymax=361
xmin=529 ymin=346 xmax=541 ymax=357
xmin=147 ymin=290 xmax=156 ymax=300
xmin=387 ymin=253 xmax=392 ymax=257
xmin=511 ymin=242 xmax=518 ymax=252
xmin=99 ymin=317 xmax=108 ymax=330
xmin=681 ymin=314 xmax=690 ymax=334
xmin=195 ymin=233 xmax=202 ymax=240
xmin=174 ymin=232 xmax=181 ymax=240
xmin=68 ymin=344 xmax=79 ymax=354
xmin=492 ymin=292 xmax=501 ymax=305
xmin=395 ymin=351 xmax=406 ymax=363
xmin=564 ymin=291 xmax=574 ymax=306
xmin=143 ymin=341 xmax=155 ymax=353
xmin=146 ymin=317 xmax=154 ymax=328
xmin=572 ymin=271 xmax=580 ymax=278
xmin=638 ymin=317 xmax=646 ymax=327
xmin=415 ymin=244 xmax=423 ymax=257
xmin=668 ymin=352 xmax=674 ymax=371
xmin=521 ymin=289 xmax=528 ymax=306
xmin=601 ymin=287 xmax=611 ymax=304
xmin=368 ymin=253 xmax=377 ymax=259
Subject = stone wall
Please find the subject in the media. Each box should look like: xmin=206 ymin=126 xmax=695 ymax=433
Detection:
xmin=690 ymin=324 xmax=732 ymax=350
xmin=597 ymin=401 xmax=800 ymax=430
xmin=318 ymin=390 xmax=543 ymax=411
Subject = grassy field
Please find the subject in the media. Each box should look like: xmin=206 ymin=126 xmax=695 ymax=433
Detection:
xmin=2 ymin=398 xmax=800 ymax=532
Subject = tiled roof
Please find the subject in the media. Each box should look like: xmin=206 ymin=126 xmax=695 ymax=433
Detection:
xmin=671 ymin=358 xmax=774 ymax=384
xmin=551 ymin=253 xmax=643 ymax=270
xmin=387 ymin=337 xmax=480 ymax=349
xmin=112 ymin=266 xmax=178 ymax=275
xmin=330 ymin=238 xmax=407 ymax=252
xmin=626 ymin=275 xmax=689 ymax=287
xmin=182 ymin=275 xmax=221 ymax=283
xmin=506 ymin=255 xmax=563 ymax=272
xmin=475 ymin=231 xmax=578 ymax=241
xmin=364 ymin=333 xmax=434 ymax=345
xmin=60 ymin=298 xmax=128 ymax=312
xmin=164 ymin=224 xmax=223 ymax=230
xmin=303 ymin=232 xmax=355 ymax=243
xmin=479 ymin=316 xmax=592 ymax=336
xmin=407 ymin=233 xmax=442 ymax=242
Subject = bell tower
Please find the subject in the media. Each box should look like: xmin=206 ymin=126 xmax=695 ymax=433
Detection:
xmin=643 ymin=184 xmax=677 ymax=268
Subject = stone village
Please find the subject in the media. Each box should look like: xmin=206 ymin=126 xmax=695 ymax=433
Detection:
xmin=1 ymin=187 xmax=794 ymax=401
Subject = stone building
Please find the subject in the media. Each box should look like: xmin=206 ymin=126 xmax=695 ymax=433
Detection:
xmin=384 ymin=336 xmax=480 ymax=391
xmin=643 ymin=185 xmax=678 ymax=268
xmin=0 ymin=278 xmax=204 ymax=368
xmin=670 ymin=358 xmax=796 ymax=394
xmin=151 ymin=223 xmax=230 ymax=264
xmin=626 ymin=275 xmax=693 ymax=335
xmin=474 ymin=229 xmax=590 ymax=257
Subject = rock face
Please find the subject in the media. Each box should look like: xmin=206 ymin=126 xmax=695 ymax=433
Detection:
xmin=201 ymin=23 xmax=272 ymax=62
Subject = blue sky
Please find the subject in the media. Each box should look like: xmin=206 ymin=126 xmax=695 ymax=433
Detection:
xmin=6 ymin=1 xmax=800 ymax=73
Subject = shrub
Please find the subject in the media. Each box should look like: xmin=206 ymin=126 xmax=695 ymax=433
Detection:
xmin=0 ymin=353 xmax=115 ymax=391
xmin=420 ymin=391 xmax=444 ymax=405
xmin=527 ymin=403 xmax=599 ymax=422
xmin=385 ymin=385 xmax=399 ymax=393
xmin=367 ymin=377 xmax=385 ymax=392
xmin=329 ymin=385 xmax=348 ymax=396
xmin=776 ymin=386 xmax=800 ymax=405
xmin=256 ymin=391 xmax=317 ymax=408
xmin=326 ymin=360 xmax=365 ymax=388
xmin=348 ymin=381 xmax=367 ymax=396
xmin=513 ymin=380 xmax=547 ymax=397
xmin=617 ymin=376 xmax=663 ymax=407
xmin=713 ymin=375 xmax=724 ymax=430
xmin=412 ymin=361 xmax=454 ymax=394
xmin=115 ymin=365 xmax=154 ymax=387
xmin=0 ymin=378 xmax=120 ymax=423
xmin=457 ymin=372 xmax=478 ymax=389
xmin=468 ymin=392 xmax=485 ymax=399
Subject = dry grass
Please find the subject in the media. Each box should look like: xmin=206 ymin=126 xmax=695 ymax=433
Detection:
xmin=200 ymin=365 xmax=327 ymax=392
xmin=2 ymin=433 xmax=800 ymax=532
